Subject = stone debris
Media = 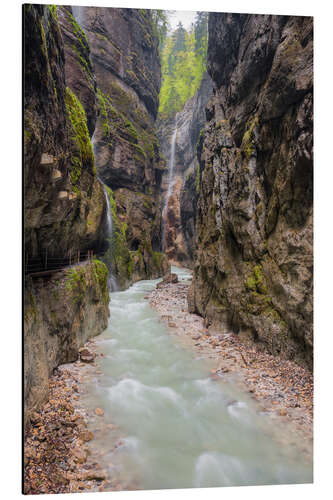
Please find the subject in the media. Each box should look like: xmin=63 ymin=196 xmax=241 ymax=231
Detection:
xmin=156 ymin=273 xmax=179 ymax=289
xmin=79 ymin=347 xmax=96 ymax=363
xmin=24 ymin=341 xmax=116 ymax=495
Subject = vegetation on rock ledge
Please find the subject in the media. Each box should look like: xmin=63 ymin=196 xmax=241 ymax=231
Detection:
xmin=65 ymin=87 xmax=96 ymax=188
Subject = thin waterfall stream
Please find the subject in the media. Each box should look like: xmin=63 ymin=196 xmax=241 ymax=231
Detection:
xmin=91 ymin=129 xmax=118 ymax=291
xmin=162 ymin=127 xmax=178 ymax=251
xmin=76 ymin=266 xmax=312 ymax=491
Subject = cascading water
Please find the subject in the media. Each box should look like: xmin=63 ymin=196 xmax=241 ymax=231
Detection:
xmin=91 ymin=129 xmax=118 ymax=291
xmin=162 ymin=127 xmax=178 ymax=251
xmin=76 ymin=266 xmax=312 ymax=491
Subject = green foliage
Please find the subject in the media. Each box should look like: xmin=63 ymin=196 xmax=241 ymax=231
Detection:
xmin=158 ymin=13 xmax=208 ymax=118
xmin=92 ymin=259 xmax=109 ymax=304
xmin=48 ymin=5 xmax=58 ymax=19
xmin=66 ymin=267 xmax=87 ymax=304
xmin=245 ymin=264 xmax=268 ymax=294
xmin=241 ymin=116 xmax=259 ymax=158
xmin=195 ymin=164 xmax=200 ymax=194
xmin=97 ymin=88 xmax=111 ymax=139
xmin=151 ymin=10 xmax=170 ymax=50
xmin=65 ymin=87 xmax=95 ymax=186
xmin=68 ymin=10 xmax=89 ymax=51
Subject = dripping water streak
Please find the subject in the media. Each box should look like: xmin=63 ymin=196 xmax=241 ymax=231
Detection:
xmin=162 ymin=127 xmax=178 ymax=251
xmin=91 ymin=129 xmax=118 ymax=291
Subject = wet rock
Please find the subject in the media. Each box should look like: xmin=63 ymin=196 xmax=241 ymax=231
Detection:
xmin=79 ymin=348 xmax=96 ymax=363
xmin=72 ymin=448 xmax=87 ymax=464
xmin=94 ymin=408 xmax=104 ymax=416
xmin=79 ymin=430 xmax=94 ymax=442
xmin=157 ymin=273 xmax=179 ymax=289
xmin=81 ymin=7 xmax=169 ymax=288
xmin=157 ymin=74 xmax=213 ymax=266
xmin=190 ymin=13 xmax=313 ymax=370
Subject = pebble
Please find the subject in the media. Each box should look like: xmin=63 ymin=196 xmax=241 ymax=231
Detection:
xmin=94 ymin=408 xmax=104 ymax=416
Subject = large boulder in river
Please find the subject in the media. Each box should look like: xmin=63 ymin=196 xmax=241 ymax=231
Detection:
xmin=157 ymin=273 xmax=179 ymax=288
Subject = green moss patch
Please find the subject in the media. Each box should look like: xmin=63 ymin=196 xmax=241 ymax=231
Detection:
xmin=65 ymin=87 xmax=95 ymax=187
xmin=244 ymin=264 xmax=267 ymax=294
xmin=241 ymin=115 xmax=259 ymax=159
xmin=66 ymin=260 xmax=109 ymax=306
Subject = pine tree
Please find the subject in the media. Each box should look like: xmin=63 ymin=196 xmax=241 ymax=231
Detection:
xmin=158 ymin=12 xmax=208 ymax=118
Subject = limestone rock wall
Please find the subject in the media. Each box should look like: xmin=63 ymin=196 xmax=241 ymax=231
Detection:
xmin=24 ymin=5 xmax=107 ymax=259
xmin=76 ymin=7 xmax=169 ymax=286
xmin=24 ymin=261 xmax=109 ymax=430
xmin=23 ymin=5 xmax=110 ymax=429
xmin=189 ymin=13 xmax=313 ymax=369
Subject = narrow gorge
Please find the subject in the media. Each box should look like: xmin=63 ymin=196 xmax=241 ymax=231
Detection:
xmin=24 ymin=5 xmax=313 ymax=495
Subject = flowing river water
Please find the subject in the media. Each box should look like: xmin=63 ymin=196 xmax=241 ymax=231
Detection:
xmin=78 ymin=266 xmax=312 ymax=491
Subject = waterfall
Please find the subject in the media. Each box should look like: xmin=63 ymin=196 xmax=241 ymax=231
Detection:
xmin=71 ymin=6 xmax=85 ymax=28
xmin=91 ymin=129 xmax=118 ymax=291
xmin=162 ymin=127 xmax=178 ymax=251
xmin=103 ymin=183 xmax=113 ymax=236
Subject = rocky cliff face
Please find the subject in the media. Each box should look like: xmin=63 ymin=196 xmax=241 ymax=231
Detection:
xmin=189 ymin=14 xmax=313 ymax=369
xmin=158 ymin=74 xmax=212 ymax=266
xmin=24 ymin=5 xmax=110 ymax=429
xmin=74 ymin=7 xmax=169 ymax=287
xmin=24 ymin=260 xmax=109 ymax=429
xmin=24 ymin=5 xmax=107 ymax=259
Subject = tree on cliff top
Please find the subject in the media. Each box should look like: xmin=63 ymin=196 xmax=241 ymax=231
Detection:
xmin=158 ymin=12 xmax=208 ymax=118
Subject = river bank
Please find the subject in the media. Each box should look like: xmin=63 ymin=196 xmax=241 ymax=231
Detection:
xmin=149 ymin=267 xmax=313 ymax=454
xmin=23 ymin=339 xmax=117 ymax=494
xmin=24 ymin=267 xmax=313 ymax=494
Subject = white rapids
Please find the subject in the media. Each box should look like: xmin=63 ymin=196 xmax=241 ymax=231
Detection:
xmin=79 ymin=266 xmax=312 ymax=490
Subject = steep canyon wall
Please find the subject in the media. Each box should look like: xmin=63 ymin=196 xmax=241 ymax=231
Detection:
xmin=23 ymin=5 xmax=168 ymax=428
xmin=189 ymin=13 xmax=313 ymax=369
xmin=158 ymin=73 xmax=213 ymax=266
xmin=24 ymin=5 xmax=111 ymax=428
xmin=76 ymin=7 xmax=169 ymax=287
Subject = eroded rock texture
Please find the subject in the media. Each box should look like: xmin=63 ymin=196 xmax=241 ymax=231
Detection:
xmin=76 ymin=7 xmax=168 ymax=286
xmin=158 ymin=74 xmax=212 ymax=266
xmin=24 ymin=5 xmax=107 ymax=259
xmin=23 ymin=5 xmax=110 ymax=429
xmin=189 ymin=14 xmax=313 ymax=369
xmin=24 ymin=261 xmax=109 ymax=429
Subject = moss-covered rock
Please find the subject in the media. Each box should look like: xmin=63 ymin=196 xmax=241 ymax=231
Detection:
xmin=24 ymin=262 xmax=109 ymax=430
xmin=65 ymin=86 xmax=95 ymax=188
xmin=102 ymin=186 xmax=169 ymax=289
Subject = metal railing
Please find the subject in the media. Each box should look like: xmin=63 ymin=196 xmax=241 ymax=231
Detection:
xmin=24 ymin=249 xmax=104 ymax=278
